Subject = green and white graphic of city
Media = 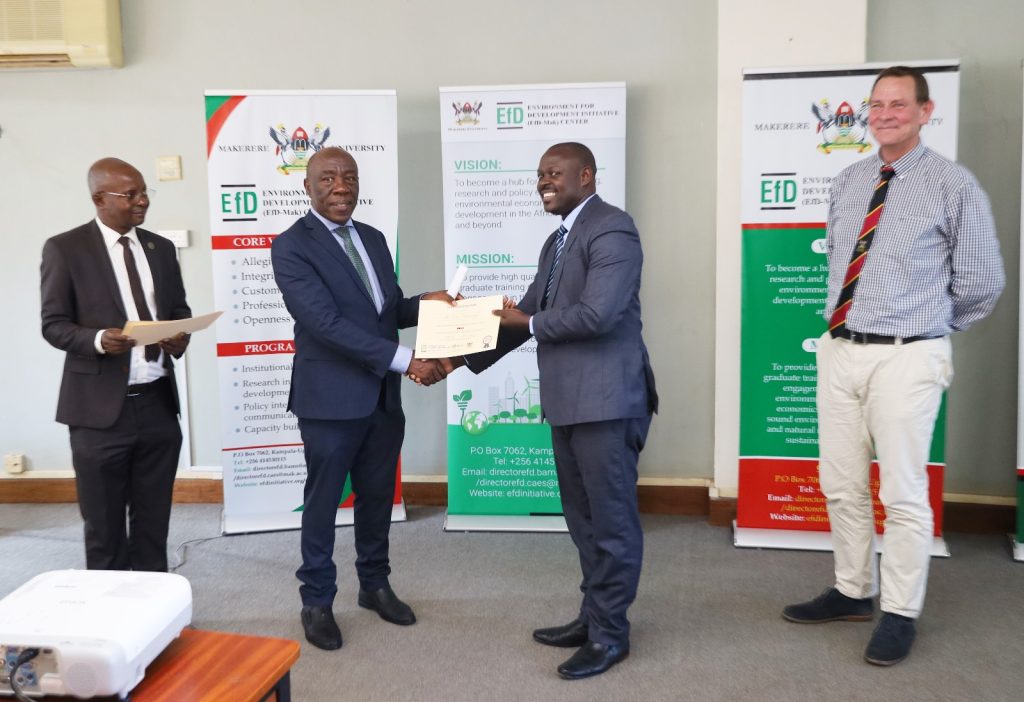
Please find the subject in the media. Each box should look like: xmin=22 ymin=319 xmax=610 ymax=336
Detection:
xmin=453 ymin=372 xmax=544 ymax=435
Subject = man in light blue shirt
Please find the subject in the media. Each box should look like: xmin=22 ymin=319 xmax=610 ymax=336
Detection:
xmin=783 ymin=66 xmax=1004 ymax=667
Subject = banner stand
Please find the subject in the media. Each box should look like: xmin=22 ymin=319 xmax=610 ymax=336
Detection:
xmin=204 ymin=89 xmax=403 ymax=534
xmin=224 ymin=504 xmax=406 ymax=536
xmin=438 ymin=82 xmax=627 ymax=532
xmin=735 ymin=62 xmax=960 ymax=552
xmin=1009 ymin=534 xmax=1023 ymax=562
xmin=1015 ymin=68 xmax=1024 ymax=562
xmin=444 ymin=514 xmax=567 ymax=533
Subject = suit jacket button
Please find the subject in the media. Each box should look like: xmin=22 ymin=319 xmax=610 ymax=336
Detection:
xmin=122 ymin=365 xmax=129 ymax=373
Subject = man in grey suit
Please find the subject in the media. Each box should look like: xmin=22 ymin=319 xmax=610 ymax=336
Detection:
xmin=443 ymin=142 xmax=657 ymax=679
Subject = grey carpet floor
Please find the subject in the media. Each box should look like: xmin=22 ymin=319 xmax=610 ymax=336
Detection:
xmin=0 ymin=504 xmax=1021 ymax=701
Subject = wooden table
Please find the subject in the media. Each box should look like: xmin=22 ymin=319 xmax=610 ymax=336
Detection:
xmin=47 ymin=628 xmax=300 ymax=701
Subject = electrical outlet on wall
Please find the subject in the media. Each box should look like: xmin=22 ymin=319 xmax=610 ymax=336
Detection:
xmin=4 ymin=453 xmax=25 ymax=474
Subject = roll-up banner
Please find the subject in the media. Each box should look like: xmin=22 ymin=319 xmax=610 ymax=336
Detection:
xmin=438 ymin=83 xmax=626 ymax=531
xmin=735 ymin=62 xmax=959 ymax=554
xmin=205 ymin=90 xmax=404 ymax=534
xmin=1015 ymin=69 xmax=1024 ymax=562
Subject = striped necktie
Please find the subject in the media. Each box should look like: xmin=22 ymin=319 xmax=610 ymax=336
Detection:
xmin=541 ymin=224 xmax=568 ymax=310
xmin=336 ymin=225 xmax=373 ymax=297
xmin=828 ymin=166 xmax=895 ymax=334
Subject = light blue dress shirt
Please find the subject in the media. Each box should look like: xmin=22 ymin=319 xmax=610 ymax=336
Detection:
xmin=309 ymin=209 xmax=412 ymax=373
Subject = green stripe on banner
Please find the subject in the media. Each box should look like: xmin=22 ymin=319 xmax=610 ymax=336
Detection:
xmin=205 ymin=95 xmax=233 ymax=123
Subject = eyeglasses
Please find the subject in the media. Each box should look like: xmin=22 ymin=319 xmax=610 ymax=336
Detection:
xmin=102 ymin=189 xmax=155 ymax=202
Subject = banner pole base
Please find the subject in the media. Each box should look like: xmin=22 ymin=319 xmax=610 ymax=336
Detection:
xmin=1010 ymin=534 xmax=1024 ymax=562
xmin=443 ymin=513 xmax=567 ymax=533
xmin=220 ymin=501 xmax=406 ymax=535
xmin=733 ymin=521 xmax=950 ymax=557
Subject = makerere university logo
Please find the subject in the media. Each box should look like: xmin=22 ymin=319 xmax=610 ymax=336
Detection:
xmin=268 ymin=122 xmax=332 ymax=174
xmin=811 ymin=98 xmax=872 ymax=154
xmin=452 ymin=101 xmax=483 ymax=126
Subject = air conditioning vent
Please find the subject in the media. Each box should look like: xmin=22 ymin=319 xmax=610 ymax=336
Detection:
xmin=0 ymin=0 xmax=122 ymax=69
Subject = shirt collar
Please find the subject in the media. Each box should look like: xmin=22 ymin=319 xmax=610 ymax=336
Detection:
xmin=96 ymin=217 xmax=139 ymax=249
xmin=877 ymin=141 xmax=926 ymax=177
xmin=310 ymin=208 xmax=353 ymax=234
xmin=560 ymin=193 xmax=597 ymax=233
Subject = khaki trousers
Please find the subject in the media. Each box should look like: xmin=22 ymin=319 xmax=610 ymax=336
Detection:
xmin=816 ymin=332 xmax=952 ymax=618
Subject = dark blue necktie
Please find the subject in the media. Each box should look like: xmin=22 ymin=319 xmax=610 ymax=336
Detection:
xmin=541 ymin=224 xmax=568 ymax=309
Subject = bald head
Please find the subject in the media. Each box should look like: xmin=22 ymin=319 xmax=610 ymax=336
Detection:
xmin=545 ymin=142 xmax=597 ymax=173
xmin=88 ymin=158 xmax=141 ymax=195
xmin=88 ymin=158 xmax=149 ymax=234
xmin=536 ymin=142 xmax=597 ymax=218
xmin=305 ymin=147 xmax=360 ymax=224
xmin=307 ymin=146 xmax=354 ymax=172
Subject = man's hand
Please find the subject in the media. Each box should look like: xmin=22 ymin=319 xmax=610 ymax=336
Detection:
xmin=493 ymin=308 xmax=530 ymax=330
xmin=439 ymin=356 xmax=465 ymax=374
xmin=159 ymin=332 xmax=190 ymax=358
xmin=421 ymin=290 xmax=462 ymax=306
xmin=407 ymin=358 xmax=446 ymax=386
xmin=100 ymin=328 xmax=135 ymax=354
xmin=502 ymin=296 xmax=517 ymax=309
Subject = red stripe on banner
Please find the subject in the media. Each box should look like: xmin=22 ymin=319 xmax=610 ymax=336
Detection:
xmin=223 ymin=443 xmax=304 ymax=452
xmin=742 ymin=222 xmax=827 ymax=230
xmin=736 ymin=457 xmax=945 ymax=535
xmin=217 ymin=340 xmax=295 ymax=356
xmin=212 ymin=235 xmax=278 ymax=249
xmin=206 ymin=95 xmax=246 ymax=158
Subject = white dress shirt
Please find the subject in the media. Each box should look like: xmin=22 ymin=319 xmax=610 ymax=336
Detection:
xmin=92 ymin=217 xmax=167 ymax=384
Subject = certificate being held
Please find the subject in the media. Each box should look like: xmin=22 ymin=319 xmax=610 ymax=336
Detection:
xmin=415 ymin=295 xmax=502 ymax=359
xmin=123 ymin=311 xmax=223 ymax=345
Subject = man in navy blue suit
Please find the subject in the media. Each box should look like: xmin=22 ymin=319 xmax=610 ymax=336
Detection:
xmin=271 ymin=147 xmax=450 ymax=650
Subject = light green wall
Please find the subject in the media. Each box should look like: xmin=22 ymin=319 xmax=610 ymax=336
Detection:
xmin=1 ymin=1 xmax=1018 ymax=498
xmin=0 ymin=0 xmax=717 ymax=479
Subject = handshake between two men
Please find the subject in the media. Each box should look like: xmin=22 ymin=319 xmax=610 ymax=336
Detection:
xmin=406 ymin=292 xmax=519 ymax=386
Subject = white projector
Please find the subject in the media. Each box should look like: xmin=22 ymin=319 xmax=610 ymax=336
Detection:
xmin=0 ymin=569 xmax=192 ymax=699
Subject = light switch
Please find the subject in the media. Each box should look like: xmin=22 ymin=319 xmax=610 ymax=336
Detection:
xmin=157 ymin=156 xmax=182 ymax=181
xmin=158 ymin=230 xmax=189 ymax=248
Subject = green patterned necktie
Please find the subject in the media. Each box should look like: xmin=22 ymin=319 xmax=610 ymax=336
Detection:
xmin=336 ymin=225 xmax=373 ymax=296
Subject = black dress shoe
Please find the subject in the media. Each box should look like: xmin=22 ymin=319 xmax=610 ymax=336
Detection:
xmin=864 ymin=612 xmax=916 ymax=666
xmin=557 ymin=641 xmax=630 ymax=680
xmin=782 ymin=587 xmax=874 ymax=623
xmin=358 ymin=585 xmax=416 ymax=625
xmin=301 ymin=605 xmax=342 ymax=650
xmin=533 ymin=618 xmax=589 ymax=648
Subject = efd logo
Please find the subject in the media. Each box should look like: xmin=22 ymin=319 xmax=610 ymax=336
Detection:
xmin=496 ymin=101 xmax=524 ymax=130
xmin=759 ymin=172 xmax=796 ymax=211
xmin=220 ymin=185 xmax=258 ymax=222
